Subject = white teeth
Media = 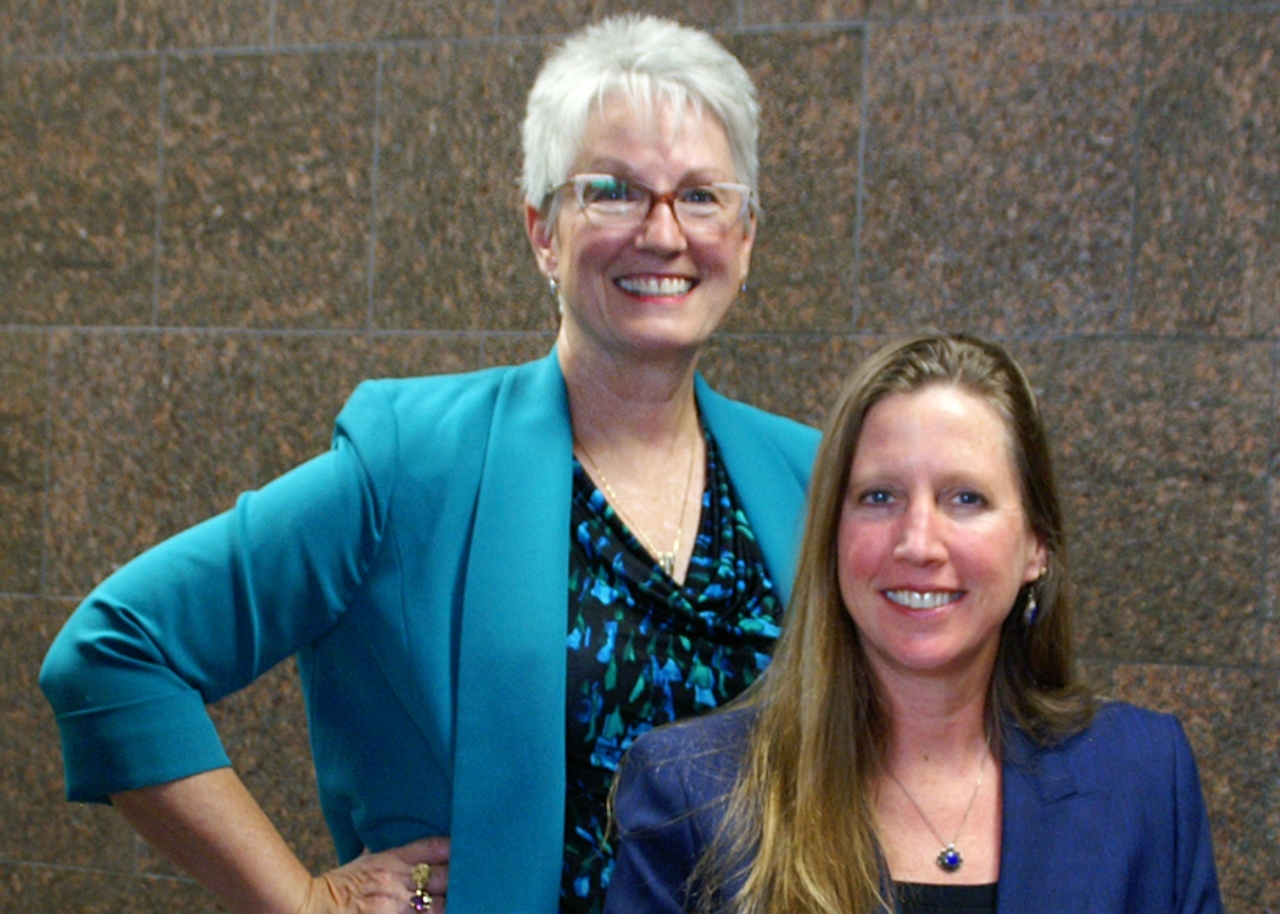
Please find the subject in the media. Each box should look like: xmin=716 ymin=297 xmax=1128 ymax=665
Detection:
xmin=617 ymin=276 xmax=694 ymax=296
xmin=885 ymin=590 xmax=961 ymax=610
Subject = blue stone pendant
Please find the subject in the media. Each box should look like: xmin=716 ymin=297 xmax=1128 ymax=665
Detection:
xmin=937 ymin=844 xmax=963 ymax=872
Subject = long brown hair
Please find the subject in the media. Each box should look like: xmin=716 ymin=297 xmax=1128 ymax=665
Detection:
xmin=694 ymin=333 xmax=1095 ymax=914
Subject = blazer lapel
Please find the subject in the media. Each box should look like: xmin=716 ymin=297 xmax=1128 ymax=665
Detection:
xmin=448 ymin=353 xmax=573 ymax=914
xmin=696 ymin=377 xmax=807 ymax=608
xmin=996 ymin=729 xmax=1110 ymax=913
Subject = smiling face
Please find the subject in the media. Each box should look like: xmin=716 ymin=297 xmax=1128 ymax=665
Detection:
xmin=836 ymin=384 xmax=1047 ymax=686
xmin=527 ymin=93 xmax=755 ymax=365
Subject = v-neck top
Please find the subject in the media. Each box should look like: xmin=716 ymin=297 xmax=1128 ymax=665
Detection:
xmin=561 ymin=429 xmax=783 ymax=913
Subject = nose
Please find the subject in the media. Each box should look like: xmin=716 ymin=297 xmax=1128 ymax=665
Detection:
xmin=635 ymin=193 xmax=688 ymax=252
xmin=892 ymin=500 xmax=947 ymax=566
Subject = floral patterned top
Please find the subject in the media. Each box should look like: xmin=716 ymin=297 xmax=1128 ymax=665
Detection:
xmin=560 ymin=429 xmax=784 ymax=913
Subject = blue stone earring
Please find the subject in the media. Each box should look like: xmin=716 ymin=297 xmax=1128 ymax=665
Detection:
xmin=1022 ymin=587 xmax=1039 ymax=625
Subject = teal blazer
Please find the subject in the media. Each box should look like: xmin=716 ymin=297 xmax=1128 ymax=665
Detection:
xmin=40 ymin=351 xmax=818 ymax=914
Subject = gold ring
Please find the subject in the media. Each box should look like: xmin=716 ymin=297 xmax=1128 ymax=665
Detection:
xmin=410 ymin=863 xmax=432 ymax=912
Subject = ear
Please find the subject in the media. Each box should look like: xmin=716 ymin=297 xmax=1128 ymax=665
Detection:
xmin=737 ymin=211 xmax=757 ymax=278
xmin=526 ymin=203 xmax=557 ymax=278
xmin=1022 ymin=534 xmax=1049 ymax=585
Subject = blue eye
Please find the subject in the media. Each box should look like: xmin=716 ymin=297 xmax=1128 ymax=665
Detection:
xmin=953 ymin=491 xmax=986 ymax=507
xmin=859 ymin=489 xmax=894 ymax=506
xmin=581 ymin=177 xmax=644 ymax=204
xmin=678 ymin=186 xmax=719 ymax=205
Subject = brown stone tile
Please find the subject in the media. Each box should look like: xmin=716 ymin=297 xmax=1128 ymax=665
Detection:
xmin=721 ymin=27 xmax=863 ymax=334
xmin=366 ymin=333 xmax=484 ymax=379
xmin=277 ymin=0 xmax=497 ymax=43
xmin=746 ymin=0 xmax=1003 ymax=22
xmin=252 ymin=334 xmax=380 ymax=483
xmin=1075 ymin=656 xmax=1114 ymax=694
xmin=1102 ymin=665 xmax=1279 ymax=914
xmin=128 ymin=332 xmax=260 ymax=518
xmin=0 ymin=57 xmax=159 ymax=327
xmin=2 ymin=863 xmax=215 ymax=914
xmin=46 ymin=331 xmax=258 ymax=596
xmin=252 ymin=333 xmax=484 ymax=481
xmin=699 ymin=333 xmax=874 ymax=428
xmin=479 ymin=332 xmax=556 ymax=369
xmin=0 ymin=597 xmax=137 ymax=870
xmin=159 ymin=51 xmax=377 ymax=330
xmin=745 ymin=0 xmax=866 ymax=23
xmin=1039 ymin=339 xmax=1272 ymax=480
xmin=1065 ymin=471 xmax=1265 ymax=665
xmin=858 ymin=15 xmax=1141 ymax=336
xmin=1269 ymin=474 xmax=1279 ymax=628
xmin=1009 ymin=0 xmax=1140 ymax=14
xmin=65 ymin=0 xmax=271 ymax=51
xmin=46 ymin=330 xmax=155 ymax=594
xmin=1134 ymin=12 xmax=1280 ymax=337
xmin=0 ymin=331 xmax=48 ymax=594
xmin=0 ymin=1 xmax=64 ymax=55
xmin=374 ymin=43 xmax=546 ymax=332
xmin=497 ymin=0 xmax=740 ymax=36
xmin=1034 ymin=341 xmax=1271 ymax=667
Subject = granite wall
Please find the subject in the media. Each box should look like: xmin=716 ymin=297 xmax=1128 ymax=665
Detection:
xmin=1 ymin=1 xmax=1276 ymax=912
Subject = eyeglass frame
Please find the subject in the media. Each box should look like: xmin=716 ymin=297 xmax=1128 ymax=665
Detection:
xmin=545 ymin=173 xmax=754 ymax=235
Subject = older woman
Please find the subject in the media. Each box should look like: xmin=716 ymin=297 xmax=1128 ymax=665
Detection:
xmin=606 ymin=334 xmax=1222 ymax=914
xmin=39 ymin=15 xmax=816 ymax=914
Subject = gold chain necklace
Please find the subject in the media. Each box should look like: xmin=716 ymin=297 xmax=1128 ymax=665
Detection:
xmin=575 ymin=432 xmax=699 ymax=578
xmin=886 ymin=744 xmax=989 ymax=874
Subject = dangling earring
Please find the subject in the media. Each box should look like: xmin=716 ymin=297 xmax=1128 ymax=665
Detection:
xmin=548 ymin=277 xmax=562 ymax=316
xmin=740 ymin=274 xmax=749 ymax=295
xmin=1022 ymin=586 xmax=1039 ymax=626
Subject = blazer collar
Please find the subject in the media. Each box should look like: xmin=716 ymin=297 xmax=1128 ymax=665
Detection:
xmin=449 ymin=352 xmax=573 ymax=914
xmin=694 ymin=375 xmax=806 ymax=607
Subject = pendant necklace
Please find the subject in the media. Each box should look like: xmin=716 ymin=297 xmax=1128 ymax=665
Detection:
xmin=887 ymin=746 xmax=988 ymax=874
xmin=575 ymin=431 xmax=699 ymax=578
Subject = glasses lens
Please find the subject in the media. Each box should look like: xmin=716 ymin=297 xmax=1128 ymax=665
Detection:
xmin=575 ymin=176 xmax=647 ymax=221
xmin=571 ymin=175 xmax=747 ymax=234
xmin=674 ymin=186 xmax=743 ymax=231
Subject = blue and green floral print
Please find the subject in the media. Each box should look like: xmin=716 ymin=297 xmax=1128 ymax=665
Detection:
xmin=560 ymin=430 xmax=783 ymax=913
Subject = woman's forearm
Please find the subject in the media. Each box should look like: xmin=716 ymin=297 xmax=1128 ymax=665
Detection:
xmin=111 ymin=767 xmax=314 ymax=914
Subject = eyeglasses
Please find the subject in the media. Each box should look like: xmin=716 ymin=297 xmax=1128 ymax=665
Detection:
xmin=554 ymin=173 xmax=751 ymax=235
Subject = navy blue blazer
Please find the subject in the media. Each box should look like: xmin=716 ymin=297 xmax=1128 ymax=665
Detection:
xmin=606 ymin=702 xmax=1222 ymax=913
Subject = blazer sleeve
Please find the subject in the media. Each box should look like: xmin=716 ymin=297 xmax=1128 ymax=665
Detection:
xmin=1170 ymin=718 xmax=1223 ymax=914
xmin=38 ymin=380 xmax=399 ymax=803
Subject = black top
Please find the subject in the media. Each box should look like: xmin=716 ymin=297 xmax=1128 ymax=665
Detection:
xmin=895 ymin=881 xmax=998 ymax=914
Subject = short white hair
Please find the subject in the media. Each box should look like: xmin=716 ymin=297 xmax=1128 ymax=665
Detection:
xmin=521 ymin=14 xmax=760 ymax=215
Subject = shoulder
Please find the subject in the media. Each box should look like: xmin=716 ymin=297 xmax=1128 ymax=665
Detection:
xmin=340 ymin=362 xmax=526 ymax=431
xmin=333 ymin=357 xmax=562 ymax=476
xmin=1074 ymin=701 xmax=1188 ymax=763
xmin=1017 ymin=701 xmax=1197 ymax=792
xmin=1001 ymin=703 xmax=1222 ymax=911
xmin=616 ymin=707 xmax=755 ymax=819
xmin=624 ymin=706 xmax=755 ymax=771
xmin=607 ymin=708 xmax=756 ymax=914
